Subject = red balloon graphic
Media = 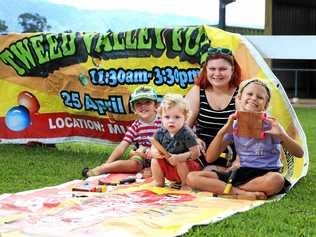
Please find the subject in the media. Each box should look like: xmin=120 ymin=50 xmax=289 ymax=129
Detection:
xmin=17 ymin=91 xmax=40 ymax=114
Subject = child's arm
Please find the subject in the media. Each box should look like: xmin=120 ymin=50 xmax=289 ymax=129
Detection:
xmin=105 ymin=141 xmax=130 ymax=163
xmin=226 ymin=155 xmax=240 ymax=171
xmin=265 ymin=117 xmax=304 ymax=158
xmin=167 ymin=145 xmax=200 ymax=166
xmin=189 ymin=144 xmax=200 ymax=160
xmin=206 ymin=114 xmax=235 ymax=163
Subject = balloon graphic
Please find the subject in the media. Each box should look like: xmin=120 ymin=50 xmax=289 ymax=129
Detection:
xmin=17 ymin=91 xmax=40 ymax=114
xmin=5 ymin=105 xmax=31 ymax=131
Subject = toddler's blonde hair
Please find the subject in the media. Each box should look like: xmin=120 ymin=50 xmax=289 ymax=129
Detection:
xmin=158 ymin=94 xmax=191 ymax=119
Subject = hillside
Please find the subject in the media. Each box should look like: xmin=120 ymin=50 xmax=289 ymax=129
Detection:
xmin=0 ymin=0 xmax=212 ymax=33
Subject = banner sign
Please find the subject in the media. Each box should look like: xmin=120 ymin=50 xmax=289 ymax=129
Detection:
xmin=0 ymin=25 xmax=308 ymax=185
xmin=0 ymin=27 xmax=206 ymax=144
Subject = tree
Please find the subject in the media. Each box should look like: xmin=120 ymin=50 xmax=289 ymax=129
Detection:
xmin=18 ymin=13 xmax=51 ymax=33
xmin=0 ymin=19 xmax=8 ymax=32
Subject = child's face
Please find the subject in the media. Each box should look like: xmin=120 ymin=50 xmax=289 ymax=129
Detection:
xmin=161 ymin=106 xmax=185 ymax=135
xmin=134 ymin=99 xmax=157 ymax=122
xmin=238 ymin=83 xmax=268 ymax=112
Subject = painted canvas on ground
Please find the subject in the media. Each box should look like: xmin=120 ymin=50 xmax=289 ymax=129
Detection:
xmin=0 ymin=174 xmax=267 ymax=237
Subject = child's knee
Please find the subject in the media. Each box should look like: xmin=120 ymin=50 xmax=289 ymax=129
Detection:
xmin=186 ymin=172 xmax=198 ymax=187
xmin=267 ymin=172 xmax=284 ymax=185
xmin=151 ymin=159 xmax=163 ymax=175
xmin=271 ymin=172 xmax=285 ymax=186
xmin=265 ymin=172 xmax=285 ymax=195
xmin=150 ymin=159 xmax=165 ymax=186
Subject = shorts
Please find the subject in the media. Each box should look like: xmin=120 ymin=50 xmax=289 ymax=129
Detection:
xmin=157 ymin=158 xmax=201 ymax=182
xmin=215 ymin=167 xmax=281 ymax=187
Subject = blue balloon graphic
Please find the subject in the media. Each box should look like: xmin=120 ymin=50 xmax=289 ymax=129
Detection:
xmin=5 ymin=105 xmax=31 ymax=131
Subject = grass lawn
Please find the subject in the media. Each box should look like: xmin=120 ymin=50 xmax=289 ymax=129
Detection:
xmin=0 ymin=107 xmax=315 ymax=237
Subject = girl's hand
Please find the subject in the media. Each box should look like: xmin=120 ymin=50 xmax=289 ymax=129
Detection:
xmin=265 ymin=117 xmax=304 ymax=158
xmin=220 ymin=113 xmax=236 ymax=135
xmin=226 ymin=155 xmax=240 ymax=172
xmin=265 ymin=117 xmax=286 ymax=139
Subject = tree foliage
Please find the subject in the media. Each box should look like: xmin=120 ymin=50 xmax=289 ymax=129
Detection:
xmin=0 ymin=19 xmax=8 ymax=32
xmin=18 ymin=13 xmax=51 ymax=32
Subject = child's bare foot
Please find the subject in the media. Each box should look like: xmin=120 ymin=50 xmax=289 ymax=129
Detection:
xmin=148 ymin=180 xmax=164 ymax=187
xmin=233 ymin=189 xmax=267 ymax=200
xmin=253 ymin=191 xmax=267 ymax=200
xmin=180 ymin=185 xmax=192 ymax=191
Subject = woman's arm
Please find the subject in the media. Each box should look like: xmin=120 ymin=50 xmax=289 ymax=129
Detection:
xmin=185 ymin=85 xmax=200 ymax=127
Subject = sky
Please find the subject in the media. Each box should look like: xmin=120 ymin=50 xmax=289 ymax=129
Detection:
xmin=46 ymin=0 xmax=265 ymax=29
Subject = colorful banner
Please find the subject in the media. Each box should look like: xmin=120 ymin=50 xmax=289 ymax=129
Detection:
xmin=0 ymin=25 xmax=309 ymax=185
xmin=0 ymin=27 xmax=204 ymax=144
xmin=0 ymin=174 xmax=267 ymax=237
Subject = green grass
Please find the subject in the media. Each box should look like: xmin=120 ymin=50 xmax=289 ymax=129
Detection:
xmin=0 ymin=107 xmax=315 ymax=236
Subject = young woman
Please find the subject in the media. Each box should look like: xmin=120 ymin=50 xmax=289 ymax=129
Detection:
xmin=186 ymin=47 xmax=242 ymax=169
